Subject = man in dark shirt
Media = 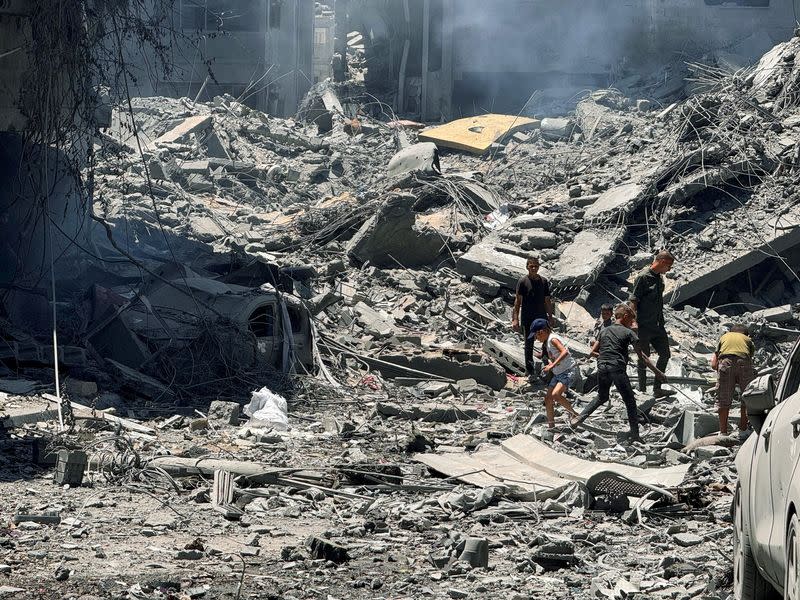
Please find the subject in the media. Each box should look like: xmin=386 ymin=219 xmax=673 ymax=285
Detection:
xmin=511 ymin=256 xmax=553 ymax=375
xmin=629 ymin=250 xmax=674 ymax=397
xmin=571 ymin=304 xmax=666 ymax=442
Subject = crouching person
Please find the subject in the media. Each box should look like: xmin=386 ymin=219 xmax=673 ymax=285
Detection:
xmin=529 ymin=318 xmax=579 ymax=430
xmin=711 ymin=324 xmax=755 ymax=435
xmin=571 ymin=304 xmax=666 ymax=442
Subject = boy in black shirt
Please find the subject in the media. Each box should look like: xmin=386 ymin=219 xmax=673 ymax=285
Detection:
xmin=571 ymin=304 xmax=666 ymax=442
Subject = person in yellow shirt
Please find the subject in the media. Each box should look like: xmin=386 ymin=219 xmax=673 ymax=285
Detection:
xmin=711 ymin=325 xmax=756 ymax=435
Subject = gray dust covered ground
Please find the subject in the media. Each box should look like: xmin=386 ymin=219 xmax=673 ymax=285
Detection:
xmin=3 ymin=29 xmax=800 ymax=600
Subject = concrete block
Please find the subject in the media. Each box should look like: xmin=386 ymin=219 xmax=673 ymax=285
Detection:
xmin=540 ymin=117 xmax=576 ymax=140
xmin=672 ymin=532 xmax=703 ymax=547
xmin=550 ymin=229 xmax=622 ymax=289
xmin=188 ymin=215 xmax=225 ymax=242
xmin=154 ymin=115 xmax=213 ymax=145
xmin=671 ymin=410 xmax=719 ymax=445
xmin=471 ymin=275 xmax=502 ymax=298
xmin=354 ymin=302 xmax=396 ymax=338
xmin=503 ymin=229 xmax=559 ymax=250
xmin=511 ymin=213 xmax=556 ymax=230
xmin=483 ymin=338 xmax=528 ymax=376
xmin=458 ymin=537 xmax=489 ymax=567
xmin=456 ymin=240 xmax=531 ymax=289
xmin=346 ymin=194 xmax=446 ymax=268
xmin=695 ymin=445 xmax=730 ymax=460
xmin=207 ymin=401 xmax=240 ymax=425
xmin=387 ymin=143 xmax=440 ymax=179
xmin=307 ymin=536 xmax=350 ymax=563
xmin=63 ymin=379 xmax=97 ymax=398
xmin=379 ymin=353 xmax=507 ymax=391
xmin=749 ymin=305 xmax=793 ymax=323
xmin=584 ymin=183 xmax=646 ymax=222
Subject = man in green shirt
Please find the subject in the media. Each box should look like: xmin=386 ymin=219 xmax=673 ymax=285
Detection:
xmin=629 ymin=250 xmax=675 ymax=397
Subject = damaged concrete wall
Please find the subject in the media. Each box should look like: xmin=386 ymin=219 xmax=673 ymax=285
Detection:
xmin=127 ymin=0 xmax=315 ymax=118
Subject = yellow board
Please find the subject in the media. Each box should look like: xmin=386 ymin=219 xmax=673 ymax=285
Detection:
xmin=418 ymin=114 xmax=541 ymax=155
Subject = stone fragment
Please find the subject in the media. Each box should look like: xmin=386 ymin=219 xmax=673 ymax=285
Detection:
xmin=346 ymin=193 xmax=446 ymax=268
xmin=174 ymin=549 xmax=204 ymax=560
xmin=672 ymin=532 xmax=703 ymax=547
xmin=387 ymin=143 xmax=441 ymax=179
xmin=471 ymin=275 xmax=502 ymax=298
xmin=749 ymin=305 xmax=793 ymax=323
xmin=458 ymin=537 xmax=489 ymax=568
xmin=154 ymin=115 xmax=213 ymax=145
xmin=695 ymin=445 xmax=730 ymax=459
xmin=189 ymin=418 xmax=208 ymax=431
xmin=207 ymin=401 xmax=240 ymax=425
xmin=307 ymin=536 xmax=350 ymax=563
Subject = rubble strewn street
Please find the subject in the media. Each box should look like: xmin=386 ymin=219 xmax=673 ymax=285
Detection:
xmin=3 ymin=14 xmax=800 ymax=599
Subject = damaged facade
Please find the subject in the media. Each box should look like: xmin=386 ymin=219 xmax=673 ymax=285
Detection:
xmin=129 ymin=0 xmax=315 ymax=117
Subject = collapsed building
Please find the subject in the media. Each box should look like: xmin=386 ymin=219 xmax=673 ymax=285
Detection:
xmin=3 ymin=2 xmax=800 ymax=598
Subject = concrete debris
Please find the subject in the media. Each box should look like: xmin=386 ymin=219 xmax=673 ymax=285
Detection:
xmin=386 ymin=142 xmax=441 ymax=179
xmin=6 ymin=25 xmax=800 ymax=600
xmin=346 ymin=193 xmax=448 ymax=268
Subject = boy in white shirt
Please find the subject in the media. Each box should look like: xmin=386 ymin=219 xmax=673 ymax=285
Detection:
xmin=529 ymin=318 xmax=579 ymax=430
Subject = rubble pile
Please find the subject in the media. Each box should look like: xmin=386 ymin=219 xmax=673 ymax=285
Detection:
xmin=2 ymin=31 xmax=800 ymax=600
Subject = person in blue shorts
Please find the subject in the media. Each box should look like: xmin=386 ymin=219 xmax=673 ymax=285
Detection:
xmin=529 ymin=318 xmax=579 ymax=430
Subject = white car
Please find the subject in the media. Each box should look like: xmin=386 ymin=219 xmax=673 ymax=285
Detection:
xmin=734 ymin=344 xmax=800 ymax=599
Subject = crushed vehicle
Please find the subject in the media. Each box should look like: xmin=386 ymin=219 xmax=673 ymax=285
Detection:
xmin=82 ymin=263 xmax=315 ymax=399
xmin=734 ymin=341 xmax=800 ymax=600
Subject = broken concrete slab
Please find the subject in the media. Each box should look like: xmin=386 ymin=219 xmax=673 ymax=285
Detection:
xmin=583 ymin=183 xmax=648 ymax=223
xmin=188 ymin=215 xmax=226 ymax=242
xmin=549 ymin=229 xmax=623 ymax=290
xmin=670 ymin=410 xmax=720 ymax=445
xmin=418 ymin=114 xmax=540 ymax=155
xmin=153 ymin=115 xmax=212 ymax=146
xmin=387 ymin=143 xmax=440 ymax=179
xmin=540 ymin=117 xmax=577 ymax=140
xmin=104 ymin=360 xmax=176 ymax=401
xmin=501 ymin=229 xmax=558 ymax=250
xmin=482 ymin=338 xmax=526 ymax=376
xmin=510 ymin=213 xmax=556 ymax=230
xmin=748 ymin=305 xmax=794 ymax=324
xmin=378 ymin=352 xmax=507 ymax=391
xmin=346 ymin=193 xmax=446 ymax=268
xmin=471 ymin=275 xmax=502 ymax=298
xmin=353 ymin=302 xmax=396 ymax=338
xmin=376 ymin=401 xmax=480 ymax=423
xmin=665 ymin=211 xmax=800 ymax=306
xmin=307 ymin=536 xmax=350 ymax=563
xmin=456 ymin=240 xmax=533 ymax=290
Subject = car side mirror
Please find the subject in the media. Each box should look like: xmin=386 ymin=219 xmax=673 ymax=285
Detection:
xmin=742 ymin=374 xmax=775 ymax=434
